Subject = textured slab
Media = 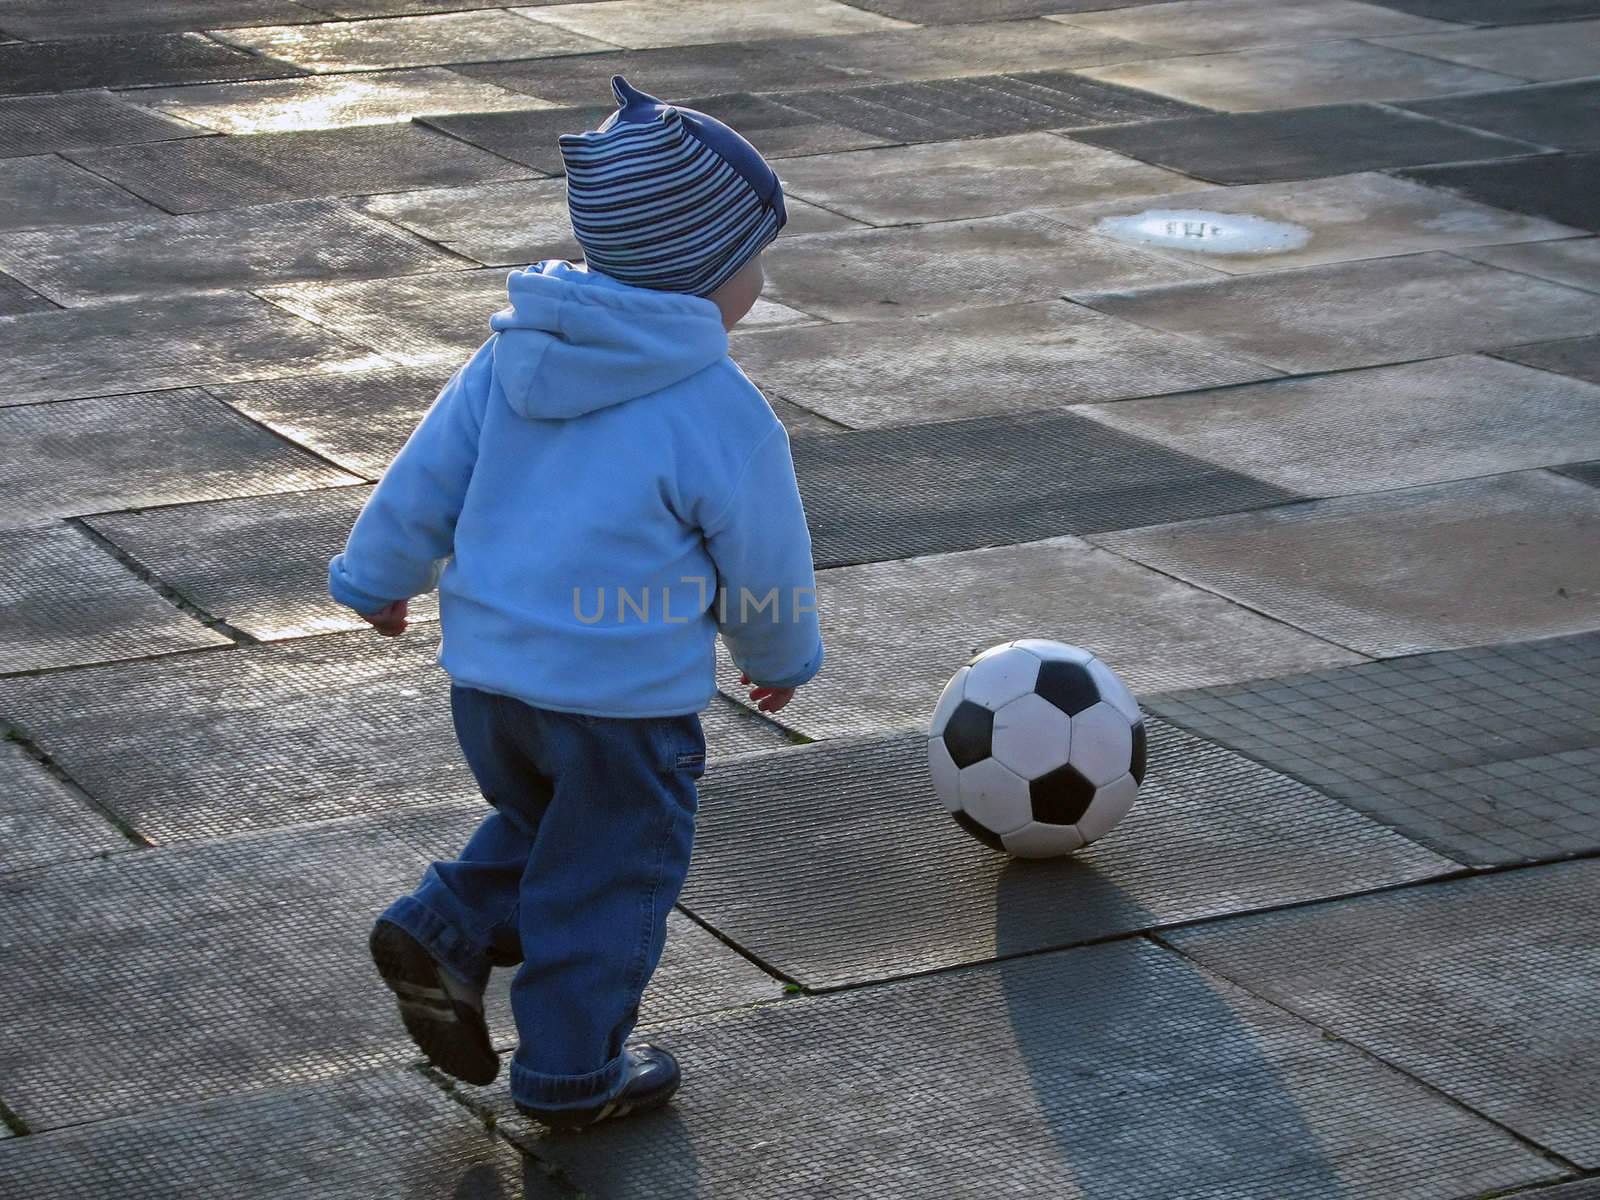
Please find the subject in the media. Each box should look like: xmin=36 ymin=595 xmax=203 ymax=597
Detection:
xmin=681 ymin=725 xmax=1450 ymax=988
xmin=1400 ymin=153 xmax=1600 ymax=232
xmin=1460 ymin=237 xmax=1600 ymax=293
xmin=1557 ymin=459 xmax=1600 ymax=486
xmin=68 ymin=122 xmax=531 ymax=214
xmin=0 ymin=739 xmax=124 ymax=875
xmin=0 ymin=1071 xmax=537 ymax=1200
xmin=794 ymin=411 xmax=1296 ymax=568
xmin=0 ymin=522 xmax=228 ymax=674
xmin=0 ymin=0 xmax=317 ymax=38
xmin=210 ymin=362 xmax=454 ymax=477
xmin=483 ymin=940 xmax=1553 ymax=1199
xmin=357 ymin=178 xmax=597 ymax=265
xmin=258 ymin=267 xmax=507 ymax=364
xmin=1364 ymin=0 xmax=1600 ymax=21
xmin=130 ymin=67 xmax=551 ymax=134
xmin=1078 ymin=253 xmax=1600 ymax=372
xmin=1150 ymin=634 xmax=1600 ymax=866
xmin=1074 ymin=356 xmax=1600 ymax=495
xmin=1496 ymin=334 xmax=1600 ymax=386
xmin=763 ymin=212 xmax=1217 ymax=322
xmin=0 ymin=390 xmax=357 ymax=528
xmin=1072 ymin=102 xmax=1545 ymax=184
xmin=0 ymin=91 xmax=201 ymax=157
xmin=512 ymin=0 xmax=911 ymax=49
xmin=1046 ymin=171 xmax=1580 ymax=274
xmin=1095 ymin=471 xmax=1600 ymax=658
xmin=732 ymin=301 xmax=1281 ymax=428
xmin=1376 ymin=20 xmax=1600 ymax=80
xmin=0 ymin=629 xmax=789 ymax=844
xmin=1078 ymin=39 xmax=1520 ymax=112
xmin=742 ymin=537 xmax=1361 ymax=742
xmin=1170 ymin=861 xmax=1600 ymax=1164
xmin=842 ymin=0 xmax=1162 ymax=19
xmin=0 ymin=154 xmax=162 ymax=232
xmin=774 ymin=132 xmax=1193 ymax=226
xmin=1398 ymin=79 xmax=1600 ymax=151
xmin=0 ymin=199 xmax=458 ymax=305
xmin=216 ymin=10 xmax=614 ymax=72
xmin=0 ymin=32 xmax=302 ymax=96
xmin=0 ymin=269 xmax=49 ymax=316
xmin=1053 ymin=0 xmax=1463 ymax=53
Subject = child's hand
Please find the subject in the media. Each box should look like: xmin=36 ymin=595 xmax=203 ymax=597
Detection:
xmin=362 ymin=599 xmax=409 ymax=637
xmin=741 ymin=673 xmax=796 ymax=714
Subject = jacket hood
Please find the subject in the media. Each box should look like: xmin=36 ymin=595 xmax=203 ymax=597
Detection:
xmin=488 ymin=260 xmax=730 ymax=419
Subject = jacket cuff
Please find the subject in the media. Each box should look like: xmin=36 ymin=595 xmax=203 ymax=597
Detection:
xmin=328 ymin=556 xmax=400 ymax=616
xmin=750 ymin=642 xmax=824 ymax=690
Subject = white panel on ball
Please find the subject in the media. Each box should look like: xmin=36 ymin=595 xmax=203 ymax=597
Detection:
xmin=963 ymin=645 xmax=1041 ymax=709
xmin=928 ymin=665 xmax=970 ymax=737
xmin=1086 ymin=657 xmax=1141 ymax=724
xmin=957 ymin=757 xmax=1033 ymax=835
xmin=1076 ymin=773 xmax=1139 ymax=843
xmin=927 ymin=736 xmax=963 ymax=813
xmin=990 ymin=693 xmax=1072 ymax=781
xmin=1066 ymin=702 xmax=1134 ymax=787
xmin=1001 ymin=821 xmax=1085 ymax=859
xmin=1011 ymin=638 xmax=1094 ymax=665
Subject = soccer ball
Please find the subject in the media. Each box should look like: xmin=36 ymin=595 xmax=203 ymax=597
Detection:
xmin=928 ymin=640 xmax=1146 ymax=858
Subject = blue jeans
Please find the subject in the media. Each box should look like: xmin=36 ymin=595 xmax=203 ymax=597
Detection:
xmin=381 ymin=685 xmax=704 ymax=1111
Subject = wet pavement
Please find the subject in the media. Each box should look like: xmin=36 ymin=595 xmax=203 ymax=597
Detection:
xmin=1 ymin=0 xmax=1597 ymax=1196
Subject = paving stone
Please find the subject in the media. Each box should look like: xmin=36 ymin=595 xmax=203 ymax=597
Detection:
xmin=1081 ymin=39 xmax=1521 ymax=112
xmin=1398 ymin=79 xmax=1600 ymax=151
xmin=1150 ymin=633 xmax=1600 ymax=865
xmin=258 ymin=266 xmax=508 ymax=364
xmin=129 ymin=67 xmax=552 ymax=135
xmin=0 ymin=32 xmax=303 ymax=96
xmin=0 ymin=199 xmax=459 ymax=305
xmin=1169 ymin=861 xmax=1600 ymax=1164
xmin=1556 ymin=459 xmax=1600 ymax=486
xmin=312 ymin=0 xmax=522 ymax=13
xmin=513 ymin=0 xmax=911 ymax=49
xmin=0 ymin=629 xmax=789 ymax=844
xmin=739 ymin=536 xmax=1361 ymax=742
xmin=1051 ymin=0 xmax=1464 ymax=53
xmin=764 ymin=212 xmax=1218 ymax=322
xmin=0 ymin=522 xmax=229 ymax=675
xmin=1459 ymin=237 xmax=1600 ymax=292
xmin=770 ymin=72 xmax=1208 ymax=145
xmin=776 ymin=19 xmax=1173 ymax=81
xmin=1045 ymin=171 xmax=1580 ymax=274
xmin=1073 ymin=356 xmax=1600 ymax=496
xmin=1496 ymin=335 xmax=1600 ymax=386
xmin=0 ymin=739 xmax=124 ymax=875
xmin=794 ymin=411 xmax=1296 ymax=568
xmin=732 ymin=301 xmax=1281 ymax=428
xmin=1400 ymin=153 xmax=1600 ymax=232
xmin=773 ymin=132 xmax=1192 ymax=226
xmin=215 ymin=10 xmax=615 ymax=72
xmin=841 ymin=0 xmax=1162 ymax=20
xmin=0 ymin=269 xmax=49 ymax=315
xmin=1072 ymin=102 xmax=1545 ymax=184
xmin=1094 ymin=471 xmax=1600 ymax=658
xmin=0 ymin=1070 xmax=541 ymax=1200
xmin=1376 ymin=20 xmax=1600 ymax=80
xmin=1077 ymin=253 xmax=1600 ymax=372
xmin=0 ymin=91 xmax=201 ymax=158
xmin=68 ymin=122 xmax=532 ymax=214
xmin=0 ymin=390 xmax=357 ymax=529
xmin=678 ymin=724 xmax=1450 ymax=988
xmin=455 ymin=40 xmax=875 ymax=104
xmin=0 ymin=154 xmax=163 ymax=232
xmin=0 ymin=0 xmax=321 ymax=39
xmin=487 ymin=939 xmax=1552 ymax=1199
xmin=1364 ymin=0 xmax=1600 ymax=21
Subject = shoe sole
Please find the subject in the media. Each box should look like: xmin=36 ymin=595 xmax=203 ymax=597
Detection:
xmin=370 ymin=921 xmax=500 ymax=1087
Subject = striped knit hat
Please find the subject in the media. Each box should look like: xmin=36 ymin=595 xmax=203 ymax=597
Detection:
xmin=559 ymin=77 xmax=788 ymax=297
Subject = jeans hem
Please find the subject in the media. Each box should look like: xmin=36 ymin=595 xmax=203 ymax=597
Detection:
xmin=511 ymin=1050 xmax=628 ymax=1109
xmin=378 ymin=895 xmax=491 ymax=989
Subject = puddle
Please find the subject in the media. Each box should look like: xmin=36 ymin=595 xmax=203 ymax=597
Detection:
xmin=1094 ymin=209 xmax=1311 ymax=257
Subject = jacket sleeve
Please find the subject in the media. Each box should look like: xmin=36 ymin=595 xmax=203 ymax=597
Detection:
xmin=327 ymin=352 xmax=488 ymax=614
xmin=702 ymin=423 xmax=825 ymax=689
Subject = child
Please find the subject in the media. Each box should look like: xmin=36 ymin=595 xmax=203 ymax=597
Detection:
xmin=328 ymin=77 xmax=823 ymax=1130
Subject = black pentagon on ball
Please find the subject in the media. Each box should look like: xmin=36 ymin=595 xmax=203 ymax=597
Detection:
xmin=952 ymin=811 xmax=1006 ymax=851
xmin=1130 ymin=721 xmax=1148 ymax=786
xmin=1035 ymin=660 xmax=1102 ymax=717
xmin=942 ymin=700 xmax=994 ymax=768
xmin=1030 ymin=762 xmax=1098 ymax=826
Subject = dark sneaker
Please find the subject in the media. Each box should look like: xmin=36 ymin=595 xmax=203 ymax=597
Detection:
xmin=516 ymin=1043 xmax=681 ymax=1131
xmin=370 ymin=919 xmax=499 ymax=1086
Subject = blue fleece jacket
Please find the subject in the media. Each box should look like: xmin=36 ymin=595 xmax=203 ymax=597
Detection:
xmin=328 ymin=261 xmax=824 ymax=718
